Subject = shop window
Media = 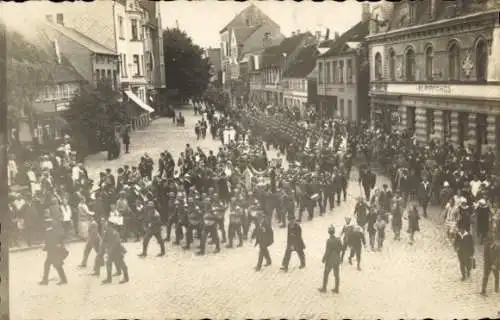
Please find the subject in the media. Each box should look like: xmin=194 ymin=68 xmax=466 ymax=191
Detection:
xmin=425 ymin=46 xmax=434 ymax=80
xmin=443 ymin=110 xmax=452 ymax=140
xmin=405 ymin=48 xmax=416 ymax=81
xmin=389 ymin=49 xmax=396 ymax=80
xmin=374 ymin=53 xmax=382 ymax=80
xmin=458 ymin=112 xmax=468 ymax=145
xmin=426 ymin=109 xmax=435 ymax=139
xmin=448 ymin=42 xmax=460 ymax=80
xmin=476 ymin=114 xmax=488 ymax=145
xmin=475 ymin=39 xmax=488 ymax=82
xmin=407 ymin=107 xmax=416 ymax=134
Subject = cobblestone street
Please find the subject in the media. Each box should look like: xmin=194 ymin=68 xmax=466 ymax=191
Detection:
xmin=10 ymin=109 xmax=500 ymax=319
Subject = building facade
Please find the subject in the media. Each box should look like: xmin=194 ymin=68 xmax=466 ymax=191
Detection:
xmin=367 ymin=0 xmax=500 ymax=155
xmin=251 ymin=32 xmax=316 ymax=106
xmin=43 ymin=18 xmax=120 ymax=89
xmin=316 ymin=5 xmax=370 ymax=121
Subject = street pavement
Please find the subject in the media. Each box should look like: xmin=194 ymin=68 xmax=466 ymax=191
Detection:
xmin=9 ymin=108 xmax=500 ymax=319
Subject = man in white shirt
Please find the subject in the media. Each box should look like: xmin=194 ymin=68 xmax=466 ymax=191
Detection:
xmin=470 ymin=176 xmax=482 ymax=200
xmin=60 ymin=197 xmax=73 ymax=238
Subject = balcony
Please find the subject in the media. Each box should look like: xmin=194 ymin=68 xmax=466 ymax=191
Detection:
xmin=369 ymin=82 xmax=500 ymax=100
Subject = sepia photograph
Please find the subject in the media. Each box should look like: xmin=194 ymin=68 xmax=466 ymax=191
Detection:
xmin=1 ymin=0 xmax=500 ymax=319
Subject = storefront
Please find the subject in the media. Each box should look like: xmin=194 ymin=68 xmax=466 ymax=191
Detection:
xmin=370 ymin=83 xmax=500 ymax=154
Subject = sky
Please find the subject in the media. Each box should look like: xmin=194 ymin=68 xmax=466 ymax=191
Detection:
xmin=160 ymin=1 xmax=364 ymax=49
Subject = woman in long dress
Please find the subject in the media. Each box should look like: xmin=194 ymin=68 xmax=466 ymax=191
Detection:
xmin=444 ymin=197 xmax=459 ymax=243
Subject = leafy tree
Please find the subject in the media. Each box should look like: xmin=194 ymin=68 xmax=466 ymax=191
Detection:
xmin=63 ymin=83 xmax=128 ymax=157
xmin=163 ymin=28 xmax=211 ymax=102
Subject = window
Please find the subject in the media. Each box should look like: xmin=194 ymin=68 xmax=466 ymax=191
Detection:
xmin=425 ymin=46 xmax=434 ymax=80
xmin=318 ymin=62 xmax=323 ymax=84
xmin=405 ymin=48 xmax=416 ymax=81
xmin=121 ymin=54 xmax=127 ymax=77
xmin=326 ymin=62 xmax=331 ymax=83
xmin=339 ymin=99 xmax=344 ymax=118
xmin=133 ymin=55 xmax=141 ymax=76
xmin=346 ymin=59 xmax=352 ymax=83
xmin=443 ymin=110 xmax=452 ymax=139
xmin=426 ymin=109 xmax=435 ymax=139
xmin=374 ymin=53 xmax=382 ymax=80
xmin=332 ymin=61 xmax=337 ymax=84
xmin=389 ymin=49 xmax=396 ymax=80
xmin=131 ymin=19 xmax=138 ymax=40
xmin=347 ymin=100 xmax=353 ymax=121
xmin=101 ymin=69 xmax=106 ymax=81
xmin=96 ymin=69 xmax=101 ymax=81
xmin=409 ymin=3 xmax=417 ymax=24
xmin=339 ymin=60 xmax=344 ymax=83
xmin=107 ymin=70 xmax=112 ymax=81
xmin=118 ymin=16 xmax=124 ymax=39
xmin=63 ymin=84 xmax=71 ymax=99
xmin=448 ymin=42 xmax=460 ymax=80
xmin=476 ymin=40 xmax=488 ymax=81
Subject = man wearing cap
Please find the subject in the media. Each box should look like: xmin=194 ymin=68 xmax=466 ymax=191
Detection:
xmin=39 ymin=219 xmax=68 ymax=285
xmin=226 ymin=206 xmax=243 ymax=248
xmin=138 ymin=202 xmax=165 ymax=257
xmin=78 ymin=210 xmax=101 ymax=273
xmin=319 ymin=225 xmax=342 ymax=293
xmin=280 ymin=215 xmax=306 ymax=272
xmin=101 ymin=220 xmax=129 ymax=284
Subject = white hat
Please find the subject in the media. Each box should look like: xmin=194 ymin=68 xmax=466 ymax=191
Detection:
xmin=443 ymin=181 xmax=450 ymax=187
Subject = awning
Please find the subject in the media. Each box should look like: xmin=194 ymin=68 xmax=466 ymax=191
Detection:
xmin=124 ymin=90 xmax=154 ymax=113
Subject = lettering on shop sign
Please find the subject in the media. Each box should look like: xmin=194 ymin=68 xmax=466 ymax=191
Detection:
xmin=416 ymin=84 xmax=452 ymax=95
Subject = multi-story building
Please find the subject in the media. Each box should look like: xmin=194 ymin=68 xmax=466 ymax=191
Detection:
xmin=316 ymin=5 xmax=370 ymax=121
xmin=366 ymin=0 xmax=500 ymax=155
xmin=253 ymin=32 xmax=316 ymax=106
xmin=9 ymin=28 xmax=86 ymax=149
xmin=219 ymin=4 xmax=283 ymax=103
xmin=42 ymin=18 xmax=120 ymax=89
xmin=281 ymin=40 xmax=321 ymax=116
xmin=205 ymin=47 xmax=222 ymax=86
xmin=41 ymin=0 xmax=157 ymax=113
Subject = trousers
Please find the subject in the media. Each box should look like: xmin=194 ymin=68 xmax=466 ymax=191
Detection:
xmin=322 ymin=264 xmax=340 ymax=291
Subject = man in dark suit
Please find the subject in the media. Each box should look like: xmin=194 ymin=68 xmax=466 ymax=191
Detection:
xmin=480 ymin=233 xmax=500 ymax=295
xmin=319 ymin=225 xmax=342 ymax=293
xmin=359 ymin=168 xmax=376 ymax=201
xmin=453 ymin=225 xmax=474 ymax=281
xmin=417 ymin=177 xmax=432 ymax=218
xmin=122 ymin=129 xmax=130 ymax=153
xmin=101 ymin=220 xmax=129 ymax=284
xmin=254 ymin=217 xmax=273 ymax=271
xmin=280 ymin=215 xmax=305 ymax=272
xmin=138 ymin=202 xmax=165 ymax=257
xmin=39 ymin=219 xmax=68 ymax=285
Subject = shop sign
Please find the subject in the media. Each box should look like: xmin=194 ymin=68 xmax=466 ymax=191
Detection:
xmin=416 ymin=84 xmax=452 ymax=95
xmin=55 ymin=102 xmax=70 ymax=112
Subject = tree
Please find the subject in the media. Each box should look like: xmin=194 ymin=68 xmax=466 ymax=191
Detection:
xmin=63 ymin=83 xmax=128 ymax=157
xmin=163 ymin=28 xmax=211 ymax=102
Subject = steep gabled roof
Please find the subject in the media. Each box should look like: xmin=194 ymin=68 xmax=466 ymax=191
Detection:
xmin=321 ymin=20 xmax=369 ymax=57
xmin=261 ymin=32 xmax=313 ymax=68
xmin=233 ymin=26 xmax=260 ymax=44
xmin=44 ymin=22 xmax=117 ymax=55
xmin=219 ymin=3 xmax=279 ymax=34
xmin=283 ymin=44 xmax=319 ymax=79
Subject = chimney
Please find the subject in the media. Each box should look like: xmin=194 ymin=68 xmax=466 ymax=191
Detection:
xmin=46 ymin=15 xmax=54 ymax=23
xmin=53 ymin=39 xmax=62 ymax=64
xmin=56 ymin=13 xmax=64 ymax=25
xmin=315 ymin=31 xmax=321 ymax=41
xmin=325 ymin=28 xmax=330 ymax=40
xmin=361 ymin=3 xmax=370 ymax=22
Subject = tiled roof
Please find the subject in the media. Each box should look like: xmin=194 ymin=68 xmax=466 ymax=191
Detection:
xmin=220 ymin=3 xmax=279 ymax=33
xmin=283 ymin=44 xmax=319 ymax=79
xmin=44 ymin=22 xmax=117 ymax=55
xmin=261 ymin=32 xmax=312 ymax=68
xmin=233 ymin=26 xmax=260 ymax=44
xmin=321 ymin=20 xmax=369 ymax=57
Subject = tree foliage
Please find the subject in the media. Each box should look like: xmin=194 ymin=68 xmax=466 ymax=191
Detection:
xmin=4 ymin=28 xmax=52 ymax=124
xmin=202 ymin=84 xmax=230 ymax=111
xmin=63 ymin=83 xmax=128 ymax=155
xmin=163 ymin=28 xmax=212 ymax=101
